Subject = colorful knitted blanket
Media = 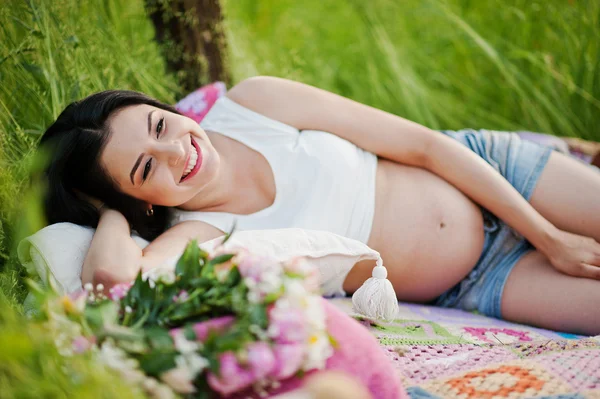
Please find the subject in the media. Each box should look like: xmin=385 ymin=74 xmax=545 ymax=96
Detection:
xmin=330 ymin=298 xmax=600 ymax=399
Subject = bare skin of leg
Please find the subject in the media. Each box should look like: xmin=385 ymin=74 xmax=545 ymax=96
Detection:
xmin=502 ymin=251 xmax=600 ymax=335
xmin=501 ymin=151 xmax=600 ymax=335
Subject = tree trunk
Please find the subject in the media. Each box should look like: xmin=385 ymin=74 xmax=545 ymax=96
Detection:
xmin=144 ymin=0 xmax=230 ymax=92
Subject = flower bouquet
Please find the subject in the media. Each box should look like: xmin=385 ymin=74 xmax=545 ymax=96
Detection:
xmin=32 ymin=237 xmax=406 ymax=398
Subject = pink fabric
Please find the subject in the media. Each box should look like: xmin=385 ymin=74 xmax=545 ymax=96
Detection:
xmin=175 ymin=81 xmax=227 ymax=123
xmin=229 ymin=299 xmax=407 ymax=399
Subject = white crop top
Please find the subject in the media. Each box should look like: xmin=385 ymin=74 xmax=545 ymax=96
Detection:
xmin=169 ymin=96 xmax=378 ymax=244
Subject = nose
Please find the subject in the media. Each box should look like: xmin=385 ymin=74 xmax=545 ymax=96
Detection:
xmin=154 ymin=140 xmax=186 ymax=167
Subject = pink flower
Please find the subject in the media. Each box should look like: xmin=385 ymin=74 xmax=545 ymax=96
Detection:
xmin=109 ymin=282 xmax=133 ymax=301
xmin=236 ymin=253 xmax=266 ymax=281
xmin=247 ymin=342 xmax=276 ymax=380
xmin=171 ymin=316 xmax=235 ymax=342
xmin=207 ymin=343 xmax=276 ymax=396
xmin=72 ymin=336 xmax=94 ymax=354
xmin=268 ymin=306 xmax=307 ymax=344
xmin=271 ymin=343 xmax=305 ymax=380
xmin=68 ymin=289 xmax=87 ymax=302
xmin=303 ymin=268 xmax=321 ymax=293
xmin=206 ymin=352 xmax=255 ymax=395
xmin=284 ymin=257 xmax=320 ymax=293
xmin=172 ymin=290 xmax=189 ymax=303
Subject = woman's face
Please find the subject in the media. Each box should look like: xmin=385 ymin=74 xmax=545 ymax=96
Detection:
xmin=101 ymin=104 xmax=220 ymax=207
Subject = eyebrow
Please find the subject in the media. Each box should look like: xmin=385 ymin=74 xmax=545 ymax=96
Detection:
xmin=129 ymin=110 xmax=155 ymax=185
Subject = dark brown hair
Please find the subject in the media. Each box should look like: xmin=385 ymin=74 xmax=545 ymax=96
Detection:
xmin=39 ymin=90 xmax=181 ymax=240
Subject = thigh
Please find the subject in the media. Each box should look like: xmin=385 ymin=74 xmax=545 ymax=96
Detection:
xmin=501 ymin=250 xmax=600 ymax=336
xmin=530 ymin=151 xmax=600 ymax=242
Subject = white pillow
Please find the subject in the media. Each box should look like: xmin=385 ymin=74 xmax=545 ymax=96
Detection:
xmin=18 ymin=223 xmax=381 ymax=297
xmin=18 ymin=223 xmax=149 ymax=294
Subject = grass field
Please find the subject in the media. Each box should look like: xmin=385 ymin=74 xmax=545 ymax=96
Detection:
xmin=0 ymin=0 xmax=598 ymax=395
xmin=0 ymin=0 xmax=179 ymax=307
xmin=224 ymin=0 xmax=600 ymax=138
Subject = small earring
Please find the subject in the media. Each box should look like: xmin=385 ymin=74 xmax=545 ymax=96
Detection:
xmin=146 ymin=205 xmax=154 ymax=217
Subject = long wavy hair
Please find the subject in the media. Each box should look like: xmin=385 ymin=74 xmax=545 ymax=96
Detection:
xmin=39 ymin=90 xmax=181 ymax=240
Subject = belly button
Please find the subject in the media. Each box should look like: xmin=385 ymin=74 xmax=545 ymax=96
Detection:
xmin=439 ymin=222 xmax=446 ymax=229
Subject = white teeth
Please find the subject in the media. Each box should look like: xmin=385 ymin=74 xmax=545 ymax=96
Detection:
xmin=182 ymin=143 xmax=198 ymax=179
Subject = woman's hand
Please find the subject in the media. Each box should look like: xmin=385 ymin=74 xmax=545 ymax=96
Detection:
xmin=81 ymin=208 xmax=141 ymax=287
xmin=92 ymin=265 xmax=137 ymax=291
xmin=543 ymin=229 xmax=600 ymax=280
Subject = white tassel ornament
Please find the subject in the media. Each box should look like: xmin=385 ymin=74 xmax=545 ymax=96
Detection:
xmin=351 ymin=260 xmax=399 ymax=321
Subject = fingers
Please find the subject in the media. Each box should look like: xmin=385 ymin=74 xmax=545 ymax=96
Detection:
xmin=574 ymin=263 xmax=600 ymax=280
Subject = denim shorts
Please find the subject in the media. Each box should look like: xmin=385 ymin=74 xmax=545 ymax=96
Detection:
xmin=433 ymin=129 xmax=554 ymax=319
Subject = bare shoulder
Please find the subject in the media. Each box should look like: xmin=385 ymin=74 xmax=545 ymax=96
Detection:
xmin=226 ymin=76 xmax=291 ymax=105
xmin=224 ymin=76 xmax=325 ymax=130
xmin=154 ymin=220 xmax=225 ymax=245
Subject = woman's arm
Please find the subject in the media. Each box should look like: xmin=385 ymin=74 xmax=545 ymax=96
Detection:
xmin=82 ymin=209 xmax=224 ymax=288
xmin=227 ymin=76 xmax=600 ymax=276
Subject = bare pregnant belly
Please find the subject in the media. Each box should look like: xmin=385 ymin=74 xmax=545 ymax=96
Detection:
xmin=344 ymin=159 xmax=485 ymax=302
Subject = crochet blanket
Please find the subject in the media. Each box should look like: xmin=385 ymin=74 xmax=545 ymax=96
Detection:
xmin=330 ymin=298 xmax=600 ymax=399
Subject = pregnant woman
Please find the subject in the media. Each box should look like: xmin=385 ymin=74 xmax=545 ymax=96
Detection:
xmin=40 ymin=76 xmax=600 ymax=335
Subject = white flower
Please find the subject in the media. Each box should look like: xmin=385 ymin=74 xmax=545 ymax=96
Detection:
xmin=160 ymin=364 xmax=197 ymax=394
xmin=142 ymin=378 xmax=178 ymax=399
xmin=143 ymin=268 xmax=176 ymax=288
xmin=247 ymin=291 xmax=261 ymax=304
xmin=147 ymin=382 xmax=177 ymax=399
xmin=172 ymin=331 xmax=199 ymax=354
xmin=303 ymin=332 xmax=333 ymax=371
xmin=283 ymin=279 xmax=309 ymax=303
xmin=98 ymin=339 xmax=139 ymax=374
xmin=303 ymin=296 xmax=327 ymax=330
xmin=182 ymin=353 xmax=209 ymax=376
xmin=258 ymin=270 xmax=282 ymax=294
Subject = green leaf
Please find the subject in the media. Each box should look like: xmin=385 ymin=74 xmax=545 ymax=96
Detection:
xmin=208 ymin=254 xmax=235 ymax=266
xmin=219 ymin=221 xmax=238 ymax=246
xmin=222 ymin=267 xmax=242 ymax=289
xmin=328 ymin=333 xmax=339 ymax=349
xmin=138 ymin=351 xmax=178 ymax=376
xmin=183 ymin=324 xmax=197 ymax=341
xmin=122 ymin=272 xmax=145 ymax=309
xmin=175 ymin=240 xmax=200 ymax=277
xmin=263 ymin=290 xmax=283 ymax=305
xmin=84 ymin=300 xmax=119 ymax=332
xmin=145 ymin=327 xmax=174 ymax=351
xmin=247 ymin=305 xmax=268 ymax=328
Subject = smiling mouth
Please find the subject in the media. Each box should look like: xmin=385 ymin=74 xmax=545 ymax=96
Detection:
xmin=180 ymin=137 xmax=202 ymax=182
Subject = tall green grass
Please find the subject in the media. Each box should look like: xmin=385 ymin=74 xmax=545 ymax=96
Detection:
xmin=0 ymin=0 xmax=179 ymax=306
xmin=0 ymin=292 xmax=145 ymax=398
xmin=224 ymin=0 xmax=600 ymax=139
